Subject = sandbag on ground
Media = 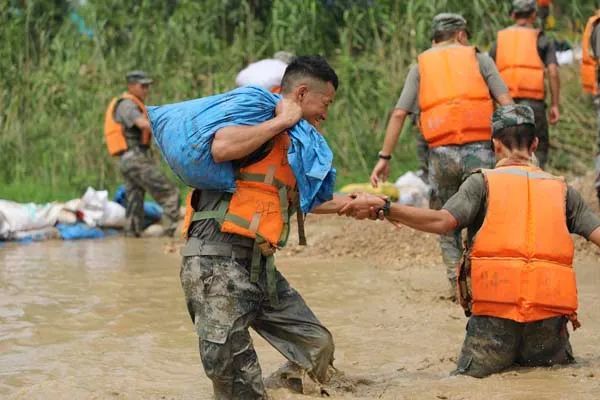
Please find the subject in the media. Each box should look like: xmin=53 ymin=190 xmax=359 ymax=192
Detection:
xmin=0 ymin=200 xmax=64 ymax=240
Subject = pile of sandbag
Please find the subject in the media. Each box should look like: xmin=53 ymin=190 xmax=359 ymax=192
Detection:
xmin=0 ymin=187 xmax=128 ymax=241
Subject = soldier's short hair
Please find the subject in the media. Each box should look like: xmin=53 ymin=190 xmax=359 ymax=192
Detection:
xmin=281 ymin=56 xmax=339 ymax=93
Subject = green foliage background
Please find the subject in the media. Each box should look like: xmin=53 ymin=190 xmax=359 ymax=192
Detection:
xmin=0 ymin=0 xmax=597 ymax=202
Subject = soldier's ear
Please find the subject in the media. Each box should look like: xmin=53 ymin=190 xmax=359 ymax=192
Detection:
xmin=530 ymin=137 xmax=539 ymax=154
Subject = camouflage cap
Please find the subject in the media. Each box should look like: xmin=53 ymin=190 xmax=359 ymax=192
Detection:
xmin=126 ymin=70 xmax=153 ymax=84
xmin=431 ymin=13 xmax=467 ymax=37
xmin=492 ymin=104 xmax=536 ymax=134
xmin=512 ymin=0 xmax=536 ymax=13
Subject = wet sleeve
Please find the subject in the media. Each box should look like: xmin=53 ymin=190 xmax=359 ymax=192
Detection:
xmin=442 ymin=173 xmax=486 ymax=230
xmin=538 ymin=34 xmax=558 ymax=66
xmin=115 ymin=99 xmax=143 ymax=129
xmin=394 ymin=64 xmax=420 ymax=114
xmin=476 ymin=53 xmax=509 ymax=101
xmin=565 ymin=186 xmax=600 ymax=239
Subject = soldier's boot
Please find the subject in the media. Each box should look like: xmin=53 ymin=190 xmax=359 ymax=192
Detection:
xmin=264 ymin=361 xmax=328 ymax=396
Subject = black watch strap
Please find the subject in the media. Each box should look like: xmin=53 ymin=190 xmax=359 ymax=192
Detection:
xmin=378 ymin=152 xmax=392 ymax=160
xmin=381 ymin=198 xmax=392 ymax=216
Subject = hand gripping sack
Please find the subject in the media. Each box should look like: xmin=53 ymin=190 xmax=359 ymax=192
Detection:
xmin=147 ymin=86 xmax=336 ymax=212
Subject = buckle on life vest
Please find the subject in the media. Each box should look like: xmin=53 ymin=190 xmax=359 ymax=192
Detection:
xmin=567 ymin=313 xmax=581 ymax=331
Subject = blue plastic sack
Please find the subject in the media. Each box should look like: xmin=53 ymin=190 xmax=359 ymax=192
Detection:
xmin=57 ymin=223 xmax=105 ymax=240
xmin=147 ymin=86 xmax=336 ymax=212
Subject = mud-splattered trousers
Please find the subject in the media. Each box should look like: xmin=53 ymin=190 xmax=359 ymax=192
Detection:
xmin=454 ymin=315 xmax=574 ymax=378
xmin=119 ymin=148 xmax=180 ymax=236
xmin=515 ymin=98 xmax=549 ymax=169
xmin=180 ymin=242 xmax=334 ymax=399
xmin=428 ymin=142 xmax=495 ymax=283
xmin=593 ymin=95 xmax=600 ymax=200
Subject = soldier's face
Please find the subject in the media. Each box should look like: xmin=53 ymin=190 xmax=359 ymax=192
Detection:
xmin=129 ymin=82 xmax=150 ymax=101
xmin=297 ymin=82 xmax=336 ymax=131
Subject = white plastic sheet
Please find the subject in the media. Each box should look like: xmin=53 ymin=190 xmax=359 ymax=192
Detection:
xmin=394 ymin=171 xmax=430 ymax=208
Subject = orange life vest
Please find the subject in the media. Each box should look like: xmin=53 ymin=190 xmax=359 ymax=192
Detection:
xmin=581 ymin=13 xmax=600 ymax=95
xmin=418 ymin=46 xmax=494 ymax=147
xmin=183 ymin=132 xmax=297 ymax=248
xmin=468 ymin=165 xmax=578 ymax=323
xmin=537 ymin=0 xmax=551 ymax=6
xmin=103 ymin=93 xmax=150 ymax=156
xmin=496 ymin=27 xmax=545 ymax=100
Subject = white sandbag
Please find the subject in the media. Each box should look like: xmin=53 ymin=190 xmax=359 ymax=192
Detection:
xmin=556 ymin=49 xmax=574 ymax=66
xmin=394 ymin=171 xmax=430 ymax=208
xmin=99 ymin=201 xmax=126 ymax=228
xmin=235 ymin=59 xmax=288 ymax=90
xmin=77 ymin=187 xmax=126 ymax=228
xmin=0 ymin=200 xmax=63 ymax=239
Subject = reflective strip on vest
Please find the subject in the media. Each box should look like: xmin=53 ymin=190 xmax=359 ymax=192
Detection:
xmin=581 ymin=14 xmax=600 ymax=95
xmin=188 ymin=133 xmax=296 ymax=248
xmin=469 ymin=166 xmax=577 ymax=323
xmin=496 ymin=27 xmax=545 ymax=100
xmin=418 ymin=46 xmax=494 ymax=147
xmin=103 ymin=92 xmax=149 ymax=156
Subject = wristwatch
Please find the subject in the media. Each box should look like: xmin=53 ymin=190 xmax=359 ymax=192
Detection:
xmin=378 ymin=152 xmax=392 ymax=160
xmin=380 ymin=197 xmax=392 ymax=217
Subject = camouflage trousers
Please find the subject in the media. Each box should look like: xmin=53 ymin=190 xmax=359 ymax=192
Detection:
xmin=180 ymin=250 xmax=334 ymax=399
xmin=415 ymin=130 xmax=429 ymax=183
xmin=119 ymin=148 xmax=180 ymax=236
xmin=516 ymin=98 xmax=549 ymax=169
xmin=593 ymin=95 xmax=600 ymax=199
xmin=454 ymin=316 xmax=574 ymax=378
xmin=428 ymin=142 xmax=495 ymax=282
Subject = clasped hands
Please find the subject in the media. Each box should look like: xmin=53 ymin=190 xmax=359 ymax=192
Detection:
xmin=337 ymin=192 xmax=387 ymax=220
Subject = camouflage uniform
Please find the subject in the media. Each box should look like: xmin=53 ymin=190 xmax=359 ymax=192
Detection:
xmin=488 ymin=0 xmax=559 ymax=169
xmin=393 ymin=13 xmax=509 ymax=290
xmin=444 ymin=105 xmax=600 ymax=378
xmin=428 ymin=142 xmax=495 ymax=282
xmin=181 ymin=188 xmax=333 ymax=398
xmin=180 ymin=245 xmax=334 ymax=399
xmin=454 ymin=316 xmax=573 ymax=377
xmin=114 ymin=93 xmax=180 ymax=236
xmin=118 ymin=148 xmax=180 ymax=236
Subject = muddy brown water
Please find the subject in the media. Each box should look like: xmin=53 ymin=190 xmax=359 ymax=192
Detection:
xmin=1 ymin=232 xmax=599 ymax=399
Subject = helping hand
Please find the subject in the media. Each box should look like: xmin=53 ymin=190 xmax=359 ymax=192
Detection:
xmin=338 ymin=192 xmax=386 ymax=220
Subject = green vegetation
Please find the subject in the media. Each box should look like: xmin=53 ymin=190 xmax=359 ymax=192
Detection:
xmin=1 ymin=0 xmax=598 ymax=202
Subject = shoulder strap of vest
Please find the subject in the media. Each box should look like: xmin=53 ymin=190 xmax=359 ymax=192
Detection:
xmin=120 ymin=92 xmax=147 ymax=112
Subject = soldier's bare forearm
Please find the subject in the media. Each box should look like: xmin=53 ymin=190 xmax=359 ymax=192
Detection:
xmin=548 ymin=64 xmax=560 ymax=107
xmin=380 ymin=108 xmax=408 ymax=155
xmin=311 ymin=195 xmax=353 ymax=214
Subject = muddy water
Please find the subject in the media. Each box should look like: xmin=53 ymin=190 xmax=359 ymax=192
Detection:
xmin=1 ymin=237 xmax=600 ymax=399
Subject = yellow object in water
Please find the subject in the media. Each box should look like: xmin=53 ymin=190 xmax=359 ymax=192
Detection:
xmin=339 ymin=182 xmax=399 ymax=202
